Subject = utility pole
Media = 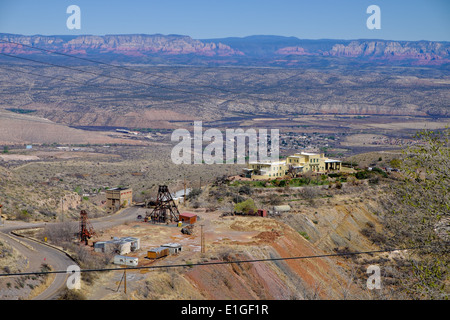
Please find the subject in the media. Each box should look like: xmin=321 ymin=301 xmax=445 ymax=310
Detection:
xmin=117 ymin=254 xmax=128 ymax=295
xmin=117 ymin=266 xmax=127 ymax=294
xmin=200 ymin=224 xmax=205 ymax=254
xmin=184 ymin=176 xmax=187 ymax=205
xmin=61 ymin=197 xmax=64 ymax=222
xmin=124 ymin=252 xmax=127 ymax=294
xmin=124 ymin=267 xmax=127 ymax=294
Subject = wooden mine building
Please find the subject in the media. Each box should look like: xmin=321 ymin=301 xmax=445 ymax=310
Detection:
xmin=106 ymin=187 xmax=133 ymax=213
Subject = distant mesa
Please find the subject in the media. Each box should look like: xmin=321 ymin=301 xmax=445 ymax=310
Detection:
xmin=0 ymin=33 xmax=448 ymax=66
xmin=0 ymin=33 xmax=243 ymax=57
xmin=275 ymin=46 xmax=314 ymax=56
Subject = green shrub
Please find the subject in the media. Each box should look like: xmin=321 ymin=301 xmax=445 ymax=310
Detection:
xmin=299 ymin=231 xmax=310 ymax=240
xmin=234 ymin=198 xmax=257 ymax=214
xmin=371 ymin=167 xmax=387 ymax=178
xmin=238 ymin=185 xmax=252 ymax=195
xmin=355 ymin=170 xmax=369 ymax=180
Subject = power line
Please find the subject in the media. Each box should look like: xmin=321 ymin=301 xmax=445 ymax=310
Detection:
xmin=0 ymin=38 xmax=306 ymax=107
xmin=0 ymin=65 xmax=189 ymax=105
xmin=0 ymin=246 xmax=431 ymax=278
xmin=0 ymin=38 xmax=421 ymax=115
xmin=0 ymin=48 xmax=321 ymax=115
xmin=0 ymin=52 xmax=222 ymax=100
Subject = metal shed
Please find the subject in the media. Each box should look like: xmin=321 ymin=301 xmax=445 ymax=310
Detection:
xmin=179 ymin=212 xmax=197 ymax=224
xmin=161 ymin=243 xmax=182 ymax=255
xmin=147 ymin=247 xmax=170 ymax=259
xmin=122 ymin=237 xmax=140 ymax=251
xmin=257 ymin=209 xmax=267 ymax=217
xmin=93 ymin=237 xmax=140 ymax=255
xmin=94 ymin=241 xmax=107 ymax=253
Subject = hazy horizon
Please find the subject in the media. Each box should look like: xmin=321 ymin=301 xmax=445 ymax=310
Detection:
xmin=1 ymin=0 xmax=449 ymax=42
xmin=1 ymin=32 xmax=449 ymax=44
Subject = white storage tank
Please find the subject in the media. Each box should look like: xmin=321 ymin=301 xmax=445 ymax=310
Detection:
xmin=273 ymin=205 xmax=291 ymax=212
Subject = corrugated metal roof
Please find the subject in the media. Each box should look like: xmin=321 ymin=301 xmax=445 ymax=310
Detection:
xmin=162 ymin=243 xmax=182 ymax=248
xmin=148 ymin=247 xmax=168 ymax=253
xmin=94 ymin=237 xmax=139 ymax=246
xmin=114 ymin=255 xmax=137 ymax=261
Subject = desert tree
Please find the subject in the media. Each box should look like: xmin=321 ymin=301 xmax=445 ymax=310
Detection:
xmin=382 ymin=129 xmax=449 ymax=299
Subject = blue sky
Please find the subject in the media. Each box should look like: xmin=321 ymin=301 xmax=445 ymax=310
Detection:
xmin=0 ymin=0 xmax=448 ymax=41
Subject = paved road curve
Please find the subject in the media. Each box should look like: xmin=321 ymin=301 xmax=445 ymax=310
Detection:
xmin=0 ymin=206 xmax=142 ymax=300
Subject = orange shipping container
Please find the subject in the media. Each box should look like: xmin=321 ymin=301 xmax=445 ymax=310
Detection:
xmin=147 ymin=247 xmax=169 ymax=259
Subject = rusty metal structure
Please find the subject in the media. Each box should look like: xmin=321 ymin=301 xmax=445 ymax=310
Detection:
xmin=144 ymin=185 xmax=180 ymax=224
xmin=79 ymin=210 xmax=96 ymax=245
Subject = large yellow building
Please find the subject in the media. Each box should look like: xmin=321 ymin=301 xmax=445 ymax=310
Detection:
xmin=245 ymin=160 xmax=288 ymax=179
xmin=244 ymin=152 xmax=341 ymax=179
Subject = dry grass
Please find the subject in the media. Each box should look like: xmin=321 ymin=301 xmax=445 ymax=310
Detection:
xmin=0 ymin=144 xmax=242 ymax=222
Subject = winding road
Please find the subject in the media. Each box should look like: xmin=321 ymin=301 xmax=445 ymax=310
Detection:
xmin=0 ymin=206 xmax=142 ymax=300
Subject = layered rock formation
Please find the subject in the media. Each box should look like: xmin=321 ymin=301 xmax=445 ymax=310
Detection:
xmin=0 ymin=33 xmax=243 ymax=57
xmin=1 ymin=33 xmax=448 ymax=65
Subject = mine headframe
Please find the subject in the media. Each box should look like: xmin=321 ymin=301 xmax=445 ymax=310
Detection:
xmin=144 ymin=185 xmax=180 ymax=224
xmin=79 ymin=210 xmax=96 ymax=245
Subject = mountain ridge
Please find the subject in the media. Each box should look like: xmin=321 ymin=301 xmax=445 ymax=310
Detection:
xmin=1 ymin=33 xmax=449 ymax=66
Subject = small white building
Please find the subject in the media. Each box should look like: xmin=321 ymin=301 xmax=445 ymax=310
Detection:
xmin=122 ymin=237 xmax=140 ymax=251
xmin=113 ymin=255 xmax=138 ymax=266
xmin=161 ymin=243 xmax=182 ymax=255
xmin=94 ymin=237 xmax=140 ymax=255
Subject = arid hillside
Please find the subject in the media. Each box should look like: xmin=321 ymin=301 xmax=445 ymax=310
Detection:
xmin=79 ymin=178 xmax=390 ymax=300
xmin=0 ymin=63 xmax=448 ymax=129
xmin=0 ymin=110 xmax=149 ymax=146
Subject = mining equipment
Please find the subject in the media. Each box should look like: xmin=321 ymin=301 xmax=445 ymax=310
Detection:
xmin=144 ymin=185 xmax=180 ymax=224
xmin=79 ymin=210 xmax=96 ymax=245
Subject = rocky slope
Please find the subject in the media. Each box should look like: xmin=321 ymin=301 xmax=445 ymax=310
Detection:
xmin=326 ymin=40 xmax=450 ymax=65
xmin=208 ymin=36 xmax=450 ymax=65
